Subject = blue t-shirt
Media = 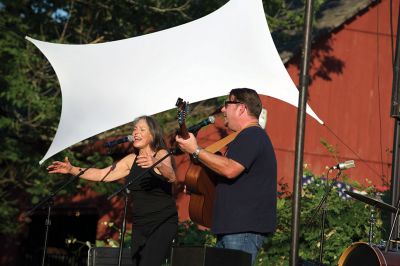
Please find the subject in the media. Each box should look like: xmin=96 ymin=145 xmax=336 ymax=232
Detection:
xmin=211 ymin=126 xmax=277 ymax=234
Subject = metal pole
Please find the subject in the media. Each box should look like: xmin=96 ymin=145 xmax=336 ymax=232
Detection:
xmin=390 ymin=120 xmax=400 ymax=241
xmin=389 ymin=3 xmax=400 ymax=243
xmin=41 ymin=200 xmax=53 ymax=266
xmin=118 ymin=190 xmax=129 ymax=266
xmin=289 ymin=0 xmax=314 ymax=265
xmin=318 ymin=208 xmax=326 ymax=263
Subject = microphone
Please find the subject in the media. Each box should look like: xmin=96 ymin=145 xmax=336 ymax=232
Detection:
xmin=104 ymin=135 xmax=133 ymax=148
xmin=331 ymin=160 xmax=355 ymax=170
xmin=188 ymin=116 xmax=215 ymax=133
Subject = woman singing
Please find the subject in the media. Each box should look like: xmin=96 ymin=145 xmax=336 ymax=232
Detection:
xmin=47 ymin=115 xmax=178 ymax=266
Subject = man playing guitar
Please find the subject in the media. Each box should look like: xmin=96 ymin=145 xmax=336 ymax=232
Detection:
xmin=176 ymin=88 xmax=277 ymax=265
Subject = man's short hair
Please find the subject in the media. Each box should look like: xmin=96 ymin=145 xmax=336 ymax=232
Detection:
xmin=230 ymin=88 xmax=262 ymax=117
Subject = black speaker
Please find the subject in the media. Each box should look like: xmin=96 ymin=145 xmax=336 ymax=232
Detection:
xmin=170 ymin=246 xmax=252 ymax=266
xmin=299 ymin=259 xmax=325 ymax=266
xmin=88 ymin=247 xmax=132 ymax=266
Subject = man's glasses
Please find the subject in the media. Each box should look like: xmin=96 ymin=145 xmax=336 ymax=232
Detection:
xmin=224 ymin=100 xmax=242 ymax=108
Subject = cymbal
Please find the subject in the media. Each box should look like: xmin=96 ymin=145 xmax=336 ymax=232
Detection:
xmin=345 ymin=191 xmax=398 ymax=213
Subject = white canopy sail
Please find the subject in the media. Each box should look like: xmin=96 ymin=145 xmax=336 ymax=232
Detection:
xmin=27 ymin=0 xmax=323 ymax=164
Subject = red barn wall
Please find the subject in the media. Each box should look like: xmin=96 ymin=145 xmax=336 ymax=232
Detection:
xmin=280 ymin=0 xmax=397 ymax=188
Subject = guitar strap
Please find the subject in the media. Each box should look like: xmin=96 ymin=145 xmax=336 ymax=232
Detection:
xmin=204 ymin=122 xmax=260 ymax=154
xmin=204 ymin=132 xmax=239 ymax=154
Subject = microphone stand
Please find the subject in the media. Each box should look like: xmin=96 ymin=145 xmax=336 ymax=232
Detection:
xmin=117 ymin=188 xmax=130 ymax=266
xmin=312 ymin=168 xmax=342 ymax=265
xmin=367 ymin=207 xmax=376 ymax=246
xmin=108 ymin=149 xmax=176 ymax=266
xmin=385 ymin=197 xmax=400 ymax=253
xmin=104 ymin=141 xmax=131 ymax=266
xmin=25 ymin=167 xmax=91 ymax=266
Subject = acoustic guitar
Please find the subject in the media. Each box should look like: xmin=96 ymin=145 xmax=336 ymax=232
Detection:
xmin=175 ymin=98 xmax=217 ymax=228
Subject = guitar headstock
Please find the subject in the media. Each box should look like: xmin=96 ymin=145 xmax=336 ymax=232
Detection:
xmin=176 ymin=98 xmax=189 ymax=126
xmin=176 ymin=98 xmax=190 ymax=139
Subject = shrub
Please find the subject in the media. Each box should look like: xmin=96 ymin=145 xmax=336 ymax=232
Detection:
xmin=259 ymin=176 xmax=384 ymax=266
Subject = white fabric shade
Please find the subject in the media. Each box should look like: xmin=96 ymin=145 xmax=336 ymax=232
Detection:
xmin=26 ymin=0 xmax=323 ymax=164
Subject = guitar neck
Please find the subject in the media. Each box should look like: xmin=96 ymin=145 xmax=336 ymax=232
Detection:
xmin=176 ymin=97 xmax=190 ymax=140
xmin=180 ymin=124 xmax=190 ymax=140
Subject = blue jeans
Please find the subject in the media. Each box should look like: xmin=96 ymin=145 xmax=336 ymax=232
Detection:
xmin=216 ymin=233 xmax=266 ymax=265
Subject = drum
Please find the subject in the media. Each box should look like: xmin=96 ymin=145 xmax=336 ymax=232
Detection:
xmin=338 ymin=242 xmax=400 ymax=266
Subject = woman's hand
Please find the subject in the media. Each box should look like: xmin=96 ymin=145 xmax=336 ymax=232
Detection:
xmin=137 ymin=151 xmax=177 ymax=183
xmin=47 ymin=157 xmax=73 ymax=174
xmin=136 ymin=154 xmax=156 ymax=168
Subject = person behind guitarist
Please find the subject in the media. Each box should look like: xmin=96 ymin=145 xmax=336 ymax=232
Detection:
xmin=176 ymin=88 xmax=277 ymax=265
xmin=47 ymin=115 xmax=178 ymax=266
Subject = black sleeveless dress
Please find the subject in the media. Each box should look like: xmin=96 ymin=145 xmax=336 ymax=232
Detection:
xmin=125 ymin=155 xmax=178 ymax=255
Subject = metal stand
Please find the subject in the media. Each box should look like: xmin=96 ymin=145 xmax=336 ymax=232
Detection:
xmin=40 ymin=199 xmax=53 ymax=266
xmin=368 ymin=207 xmax=376 ymax=245
xmin=312 ymin=169 xmax=342 ymax=265
xmin=385 ymin=198 xmax=400 ymax=252
xmin=318 ymin=208 xmax=326 ymax=264
xmin=118 ymin=189 xmax=130 ymax=266
xmin=25 ymin=167 xmax=91 ymax=266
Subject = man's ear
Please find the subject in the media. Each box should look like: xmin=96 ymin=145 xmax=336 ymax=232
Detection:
xmin=239 ymin=104 xmax=247 ymax=116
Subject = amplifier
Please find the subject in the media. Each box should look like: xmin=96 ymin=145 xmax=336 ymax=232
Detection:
xmin=88 ymin=247 xmax=132 ymax=266
xmin=170 ymin=246 xmax=251 ymax=266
